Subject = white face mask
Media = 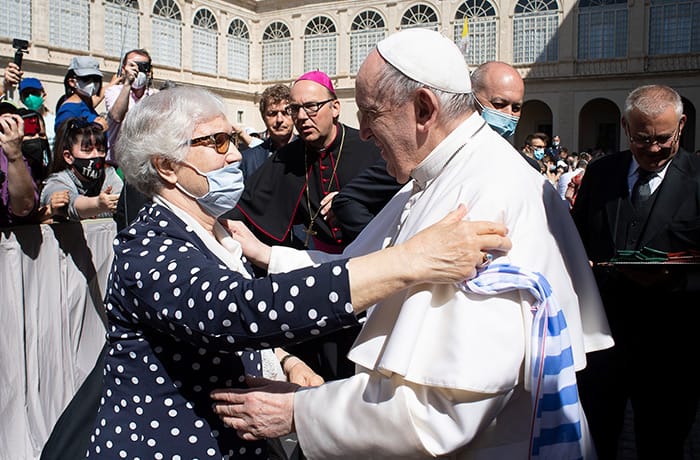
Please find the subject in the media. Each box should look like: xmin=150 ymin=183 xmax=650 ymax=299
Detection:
xmin=75 ymin=79 xmax=98 ymax=98
xmin=132 ymin=72 xmax=148 ymax=90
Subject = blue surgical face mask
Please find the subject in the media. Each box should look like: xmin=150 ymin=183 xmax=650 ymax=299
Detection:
xmin=481 ymin=107 xmax=519 ymax=138
xmin=175 ymin=161 xmax=244 ymax=217
xmin=533 ymin=148 xmax=545 ymax=161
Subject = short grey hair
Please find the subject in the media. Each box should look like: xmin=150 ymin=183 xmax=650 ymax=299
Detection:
xmin=623 ymin=84 xmax=683 ymax=122
xmin=374 ymin=57 xmax=474 ymax=122
xmin=115 ymin=85 xmax=227 ymax=197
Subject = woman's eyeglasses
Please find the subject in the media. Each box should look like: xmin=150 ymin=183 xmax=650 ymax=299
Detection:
xmin=189 ymin=131 xmax=239 ymax=154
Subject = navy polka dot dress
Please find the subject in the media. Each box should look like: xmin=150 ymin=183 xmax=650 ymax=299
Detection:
xmin=86 ymin=203 xmax=357 ymax=459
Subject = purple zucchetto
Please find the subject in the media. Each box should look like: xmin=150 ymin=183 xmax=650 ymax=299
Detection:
xmin=294 ymin=70 xmax=336 ymax=96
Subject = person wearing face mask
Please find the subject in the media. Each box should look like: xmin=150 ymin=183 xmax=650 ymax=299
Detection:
xmin=39 ymin=117 xmax=122 ymax=222
xmin=104 ymin=49 xmax=158 ymax=166
xmin=52 ymin=85 xmax=510 ymax=460
xmin=470 ymin=61 xmax=524 ymax=139
xmin=54 ymin=57 xmax=109 ymax=133
xmin=1 ymin=62 xmax=58 ymax=150
xmin=521 ymin=132 xmax=549 ymax=173
xmin=17 ymin=77 xmax=56 ymax=149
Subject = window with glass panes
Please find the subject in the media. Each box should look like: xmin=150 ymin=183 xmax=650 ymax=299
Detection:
xmin=0 ymin=0 xmax=31 ymax=41
xmin=649 ymin=0 xmax=700 ymax=55
xmin=578 ymin=0 xmax=627 ymax=59
xmin=227 ymin=18 xmax=250 ymax=80
xmin=49 ymin=0 xmax=89 ymax=51
xmin=304 ymin=16 xmax=337 ymax=75
xmin=105 ymin=0 xmax=140 ymax=58
xmin=513 ymin=0 xmax=559 ymax=63
xmin=192 ymin=8 xmax=218 ymax=74
xmin=400 ymin=3 xmax=439 ymax=30
xmin=350 ymin=10 xmax=386 ymax=74
xmin=262 ymin=21 xmax=291 ymax=81
xmin=453 ymin=0 xmax=497 ymax=65
xmin=152 ymin=0 xmax=181 ymax=68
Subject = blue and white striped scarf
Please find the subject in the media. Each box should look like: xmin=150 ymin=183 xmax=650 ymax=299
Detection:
xmin=463 ymin=263 xmax=584 ymax=460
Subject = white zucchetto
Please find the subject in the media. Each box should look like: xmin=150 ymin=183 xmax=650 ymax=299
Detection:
xmin=376 ymin=28 xmax=472 ymax=94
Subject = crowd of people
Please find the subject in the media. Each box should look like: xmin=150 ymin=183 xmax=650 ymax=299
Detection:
xmin=1 ymin=28 xmax=699 ymax=460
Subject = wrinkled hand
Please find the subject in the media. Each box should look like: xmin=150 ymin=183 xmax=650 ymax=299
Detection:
xmin=3 ymin=62 xmax=22 ymax=89
xmin=98 ymin=186 xmax=119 ymax=213
xmin=283 ymin=356 xmax=324 ymax=387
xmin=0 ymin=114 xmax=24 ymax=160
xmin=49 ymin=190 xmax=71 ymax=213
xmin=211 ymin=376 xmax=299 ymax=441
xmin=401 ymin=204 xmax=512 ymax=283
xmin=222 ymin=219 xmax=271 ymax=267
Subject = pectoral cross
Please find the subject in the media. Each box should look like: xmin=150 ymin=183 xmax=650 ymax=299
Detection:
xmin=303 ymin=225 xmax=317 ymax=248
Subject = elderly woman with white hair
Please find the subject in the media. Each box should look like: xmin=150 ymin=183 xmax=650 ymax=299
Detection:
xmin=83 ymin=85 xmax=511 ymax=459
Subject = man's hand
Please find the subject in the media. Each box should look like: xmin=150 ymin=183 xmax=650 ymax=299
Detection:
xmin=319 ymin=190 xmax=338 ymax=226
xmin=0 ymin=114 xmax=24 ymax=160
xmin=3 ymin=62 xmax=22 ymax=92
xmin=211 ymin=376 xmax=299 ymax=441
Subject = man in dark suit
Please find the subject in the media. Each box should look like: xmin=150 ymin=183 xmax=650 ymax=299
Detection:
xmin=572 ymin=84 xmax=700 ymax=460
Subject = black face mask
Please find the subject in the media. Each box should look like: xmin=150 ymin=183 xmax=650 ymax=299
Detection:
xmin=22 ymin=138 xmax=50 ymax=167
xmin=71 ymin=156 xmax=105 ymax=181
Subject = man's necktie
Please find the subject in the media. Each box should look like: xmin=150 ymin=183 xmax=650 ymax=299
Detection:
xmin=631 ymin=168 xmax=655 ymax=206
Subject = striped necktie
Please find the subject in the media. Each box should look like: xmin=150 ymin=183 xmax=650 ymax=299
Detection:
xmin=463 ymin=263 xmax=585 ymax=459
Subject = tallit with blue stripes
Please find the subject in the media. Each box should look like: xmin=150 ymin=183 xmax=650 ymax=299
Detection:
xmin=463 ymin=263 xmax=584 ymax=459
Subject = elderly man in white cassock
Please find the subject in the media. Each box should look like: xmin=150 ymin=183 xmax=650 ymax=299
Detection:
xmin=211 ymin=29 xmax=613 ymax=459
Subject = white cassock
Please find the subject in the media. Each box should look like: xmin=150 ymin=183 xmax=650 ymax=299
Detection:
xmin=268 ymin=113 xmax=613 ymax=459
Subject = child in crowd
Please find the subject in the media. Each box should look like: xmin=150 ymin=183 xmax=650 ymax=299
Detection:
xmin=40 ymin=117 xmax=121 ymax=221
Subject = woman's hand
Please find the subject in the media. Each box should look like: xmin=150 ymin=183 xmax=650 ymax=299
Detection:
xmin=399 ymin=204 xmax=511 ymax=284
xmin=282 ymin=355 xmax=324 ymax=387
xmin=222 ymin=219 xmax=271 ymax=268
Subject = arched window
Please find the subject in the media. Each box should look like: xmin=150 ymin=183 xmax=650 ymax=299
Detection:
xmin=152 ymin=0 xmax=182 ymax=68
xmin=262 ymin=21 xmax=291 ymax=81
xmin=49 ymin=0 xmax=89 ymax=50
xmin=227 ymin=18 xmax=250 ymax=80
xmin=578 ymin=0 xmax=628 ymax=60
xmin=400 ymin=4 xmax=439 ymax=30
xmin=304 ymin=16 xmax=337 ymax=75
xmin=350 ymin=10 xmax=386 ymax=74
xmin=649 ymin=0 xmax=700 ymax=55
xmin=453 ymin=0 xmax=497 ymax=65
xmin=105 ymin=0 xmax=140 ymax=58
xmin=0 ymin=0 xmax=31 ymax=41
xmin=192 ymin=8 xmax=218 ymax=74
xmin=513 ymin=0 xmax=559 ymax=63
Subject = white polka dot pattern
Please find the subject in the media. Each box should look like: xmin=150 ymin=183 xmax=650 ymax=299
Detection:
xmin=86 ymin=203 xmax=356 ymax=458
